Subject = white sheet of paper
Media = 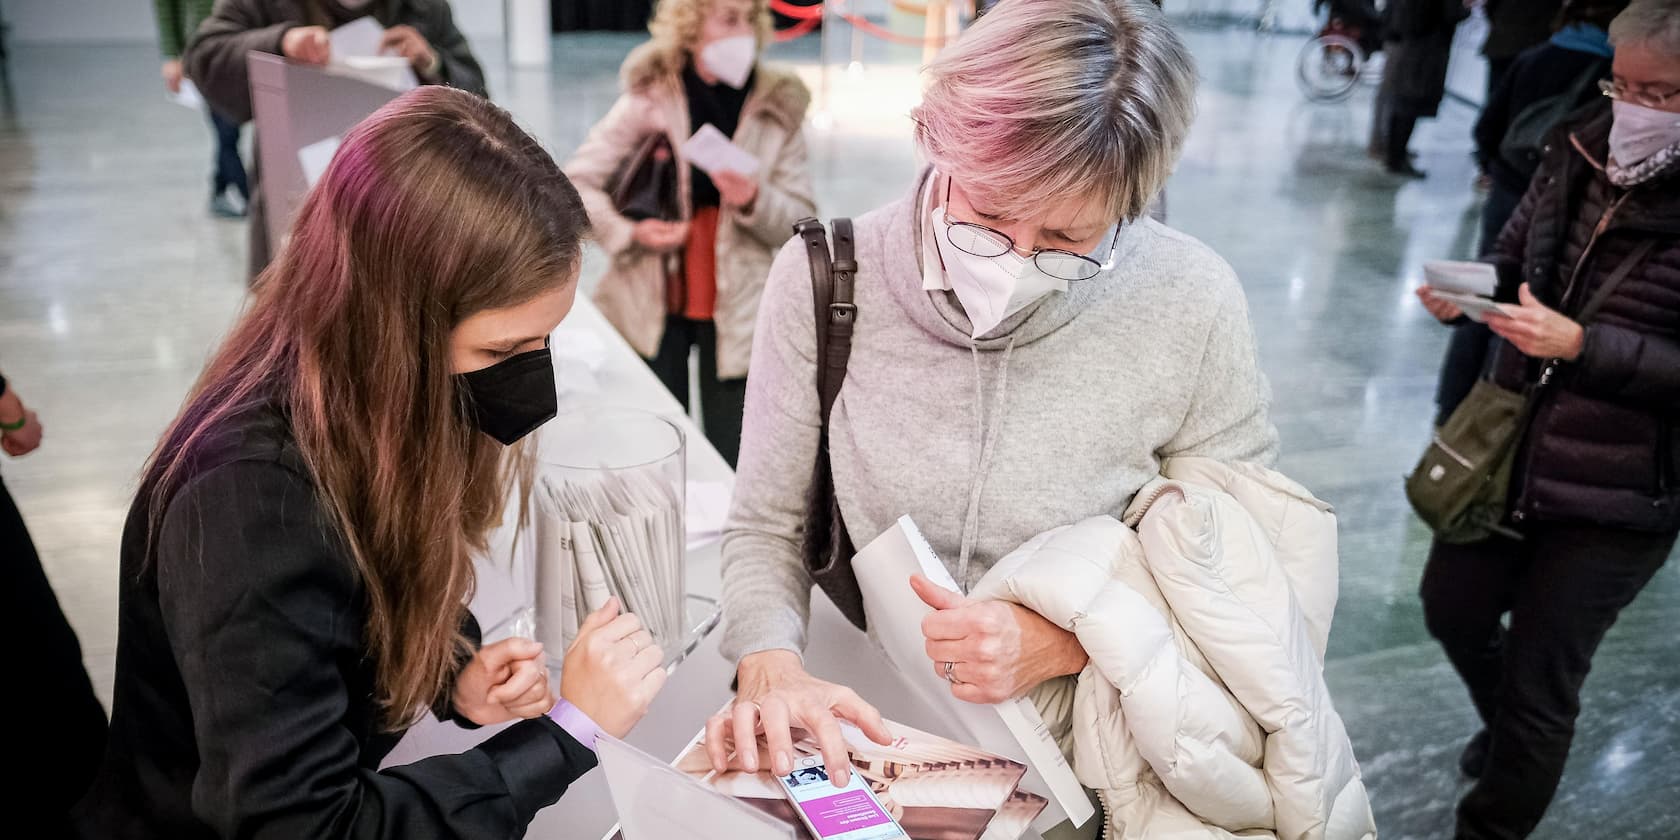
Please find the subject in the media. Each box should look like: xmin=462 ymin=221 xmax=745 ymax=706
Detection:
xmin=1431 ymin=290 xmax=1515 ymax=323
xmin=684 ymin=481 xmax=732 ymax=551
xmin=329 ymin=16 xmax=385 ymax=59
xmin=298 ymin=135 xmax=341 ymax=188
xmin=852 ymin=516 xmax=1097 ymax=834
xmin=169 ymin=78 xmax=204 ymax=110
xmin=680 ymin=124 xmax=760 ymax=177
xmin=326 ymin=55 xmax=418 ymax=93
xmin=1423 ymin=260 xmax=1498 ymax=297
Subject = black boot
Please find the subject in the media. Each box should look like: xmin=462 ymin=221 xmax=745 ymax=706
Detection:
xmin=1385 ymin=107 xmax=1426 ymax=179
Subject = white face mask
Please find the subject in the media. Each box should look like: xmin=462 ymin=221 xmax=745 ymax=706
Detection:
xmin=698 ymin=35 xmax=756 ymax=89
xmin=932 ymin=206 xmax=1070 ymax=339
xmin=1610 ymin=100 xmax=1680 ymax=168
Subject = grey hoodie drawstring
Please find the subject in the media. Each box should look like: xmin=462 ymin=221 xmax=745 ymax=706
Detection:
xmin=957 ymin=337 xmax=1016 ymax=591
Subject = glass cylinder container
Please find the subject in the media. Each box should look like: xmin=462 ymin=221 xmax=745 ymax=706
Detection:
xmin=530 ymin=408 xmax=687 ymax=664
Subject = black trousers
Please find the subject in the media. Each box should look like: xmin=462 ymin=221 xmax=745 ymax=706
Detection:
xmin=1 ymin=478 xmax=107 ymax=835
xmin=208 ymin=109 xmax=249 ymax=201
xmin=647 ymin=317 xmax=746 ymax=468
xmin=1385 ymin=104 xmax=1423 ymax=169
xmin=1421 ymin=523 xmax=1674 ymax=839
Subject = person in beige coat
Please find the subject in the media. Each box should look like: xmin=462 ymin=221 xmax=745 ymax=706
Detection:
xmin=564 ymin=0 xmax=815 ymax=466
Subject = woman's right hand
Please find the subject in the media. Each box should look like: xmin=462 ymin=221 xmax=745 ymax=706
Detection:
xmin=1417 ymin=286 xmax=1465 ymax=324
xmin=559 ymin=598 xmax=667 ymax=739
xmin=707 ymin=650 xmax=894 ymax=789
xmin=633 ymin=219 xmax=689 ymax=253
xmin=281 ymin=25 xmax=331 ymax=65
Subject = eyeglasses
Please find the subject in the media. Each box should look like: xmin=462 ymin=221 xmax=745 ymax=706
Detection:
xmin=942 ymin=181 xmax=1120 ymax=282
xmin=1599 ymin=78 xmax=1680 ymax=110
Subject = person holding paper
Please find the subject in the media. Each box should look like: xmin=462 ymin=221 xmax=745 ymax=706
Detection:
xmin=565 ymin=0 xmax=816 ymax=467
xmin=153 ymin=0 xmax=251 ymax=218
xmin=75 ymin=88 xmax=667 ymax=839
xmin=183 ymin=0 xmax=486 ymax=278
xmin=716 ymin=0 xmax=1275 ymax=807
xmin=1414 ymin=3 xmax=1680 ymax=836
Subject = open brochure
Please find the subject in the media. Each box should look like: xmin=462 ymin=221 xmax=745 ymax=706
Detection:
xmin=602 ymin=705 xmax=1047 ymax=840
xmin=852 ymin=517 xmax=1097 ymax=835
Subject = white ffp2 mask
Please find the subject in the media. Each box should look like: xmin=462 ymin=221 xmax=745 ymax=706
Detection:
xmin=1610 ymin=100 xmax=1680 ymax=169
xmin=932 ymin=207 xmax=1068 ymax=339
xmin=699 ymin=35 xmax=756 ymax=89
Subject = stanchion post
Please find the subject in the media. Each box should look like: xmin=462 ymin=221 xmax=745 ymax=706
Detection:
xmin=816 ymin=0 xmax=834 ymax=129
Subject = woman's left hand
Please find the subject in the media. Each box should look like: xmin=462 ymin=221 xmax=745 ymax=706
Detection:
xmin=381 ymin=24 xmax=439 ymax=74
xmin=1486 ymin=283 xmax=1586 ymax=361
xmin=452 ymin=637 xmax=555 ymax=726
xmin=912 ymin=574 xmax=1088 ymax=705
xmin=713 ymin=170 xmax=759 ymax=209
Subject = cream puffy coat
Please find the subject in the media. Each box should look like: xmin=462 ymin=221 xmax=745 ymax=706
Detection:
xmin=967 ymin=458 xmax=1377 ymax=839
xmin=563 ymin=42 xmax=816 ymax=379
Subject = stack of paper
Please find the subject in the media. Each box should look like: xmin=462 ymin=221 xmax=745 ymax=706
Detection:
xmin=1423 ymin=260 xmax=1509 ymax=323
xmin=533 ymin=467 xmax=685 ymax=657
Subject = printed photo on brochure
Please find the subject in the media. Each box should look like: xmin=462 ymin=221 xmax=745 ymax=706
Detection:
xmin=607 ymin=701 xmax=1048 ymax=840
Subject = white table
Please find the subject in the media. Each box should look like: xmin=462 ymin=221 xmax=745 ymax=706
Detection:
xmin=383 ymin=299 xmax=1043 ymax=839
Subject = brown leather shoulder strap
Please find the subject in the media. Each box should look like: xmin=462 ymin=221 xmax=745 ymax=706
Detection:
xmin=791 ymin=217 xmax=857 ymax=426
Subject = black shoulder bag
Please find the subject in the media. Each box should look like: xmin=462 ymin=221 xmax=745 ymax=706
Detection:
xmin=608 ymin=133 xmax=681 ymax=222
xmin=793 ymin=217 xmax=868 ymax=631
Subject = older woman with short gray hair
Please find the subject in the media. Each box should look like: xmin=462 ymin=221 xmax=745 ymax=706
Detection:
xmin=716 ymin=0 xmax=1275 ymax=816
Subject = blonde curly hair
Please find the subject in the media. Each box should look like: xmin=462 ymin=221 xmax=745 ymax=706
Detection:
xmin=649 ymin=0 xmax=775 ymax=51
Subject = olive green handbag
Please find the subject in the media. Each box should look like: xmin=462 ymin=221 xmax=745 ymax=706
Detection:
xmin=1406 ymin=240 xmax=1656 ymax=543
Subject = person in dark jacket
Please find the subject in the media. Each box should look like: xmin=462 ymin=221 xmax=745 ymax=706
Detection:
xmin=1481 ymin=0 xmax=1566 ymax=97
xmin=1374 ymin=0 xmax=1471 ymax=178
xmin=2 ymin=371 xmax=108 ymax=838
xmin=1414 ymin=2 xmax=1680 ymax=836
xmin=1433 ymin=0 xmax=1624 ymax=424
xmin=73 ymin=87 xmax=670 ymax=839
xmin=183 ymin=0 xmax=486 ymax=279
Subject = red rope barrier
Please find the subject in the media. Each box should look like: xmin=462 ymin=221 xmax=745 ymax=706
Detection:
xmin=774 ymin=13 xmax=823 ymax=40
xmin=767 ymin=0 xmax=961 ymax=47
xmin=769 ymin=0 xmax=823 ymax=19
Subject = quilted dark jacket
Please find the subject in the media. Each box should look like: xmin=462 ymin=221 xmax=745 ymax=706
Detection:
xmin=1489 ymin=102 xmax=1680 ymax=533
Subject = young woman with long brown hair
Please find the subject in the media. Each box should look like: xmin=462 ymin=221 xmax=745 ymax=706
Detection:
xmin=74 ymin=86 xmax=668 ymax=838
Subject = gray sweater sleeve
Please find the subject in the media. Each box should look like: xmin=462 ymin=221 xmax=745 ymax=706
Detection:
xmin=1160 ymin=270 xmax=1280 ymax=466
xmin=719 ymin=238 xmax=824 ymax=664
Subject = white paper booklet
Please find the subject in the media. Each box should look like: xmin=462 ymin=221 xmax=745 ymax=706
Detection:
xmin=681 ymin=124 xmax=761 ymax=176
xmin=1423 ymin=259 xmax=1498 ymax=297
xmin=325 ymin=18 xmax=417 ymax=92
xmin=852 ymin=516 xmax=1097 ymax=836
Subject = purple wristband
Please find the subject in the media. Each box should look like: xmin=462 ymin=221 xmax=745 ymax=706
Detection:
xmin=547 ymin=700 xmax=606 ymax=752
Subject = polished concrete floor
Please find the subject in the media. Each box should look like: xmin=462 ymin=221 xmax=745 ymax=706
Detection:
xmin=2 ymin=21 xmax=1676 ymax=840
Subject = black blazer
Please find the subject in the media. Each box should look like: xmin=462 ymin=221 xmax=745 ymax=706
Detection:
xmin=74 ymin=406 xmax=595 ymax=838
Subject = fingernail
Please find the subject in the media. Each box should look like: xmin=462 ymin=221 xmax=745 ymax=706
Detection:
xmin=773 ymin=751 xmax=790 ymax=776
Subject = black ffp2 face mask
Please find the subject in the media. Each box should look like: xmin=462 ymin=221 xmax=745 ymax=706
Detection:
xmin=459 ymin=347 xmax=558 ymax=446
